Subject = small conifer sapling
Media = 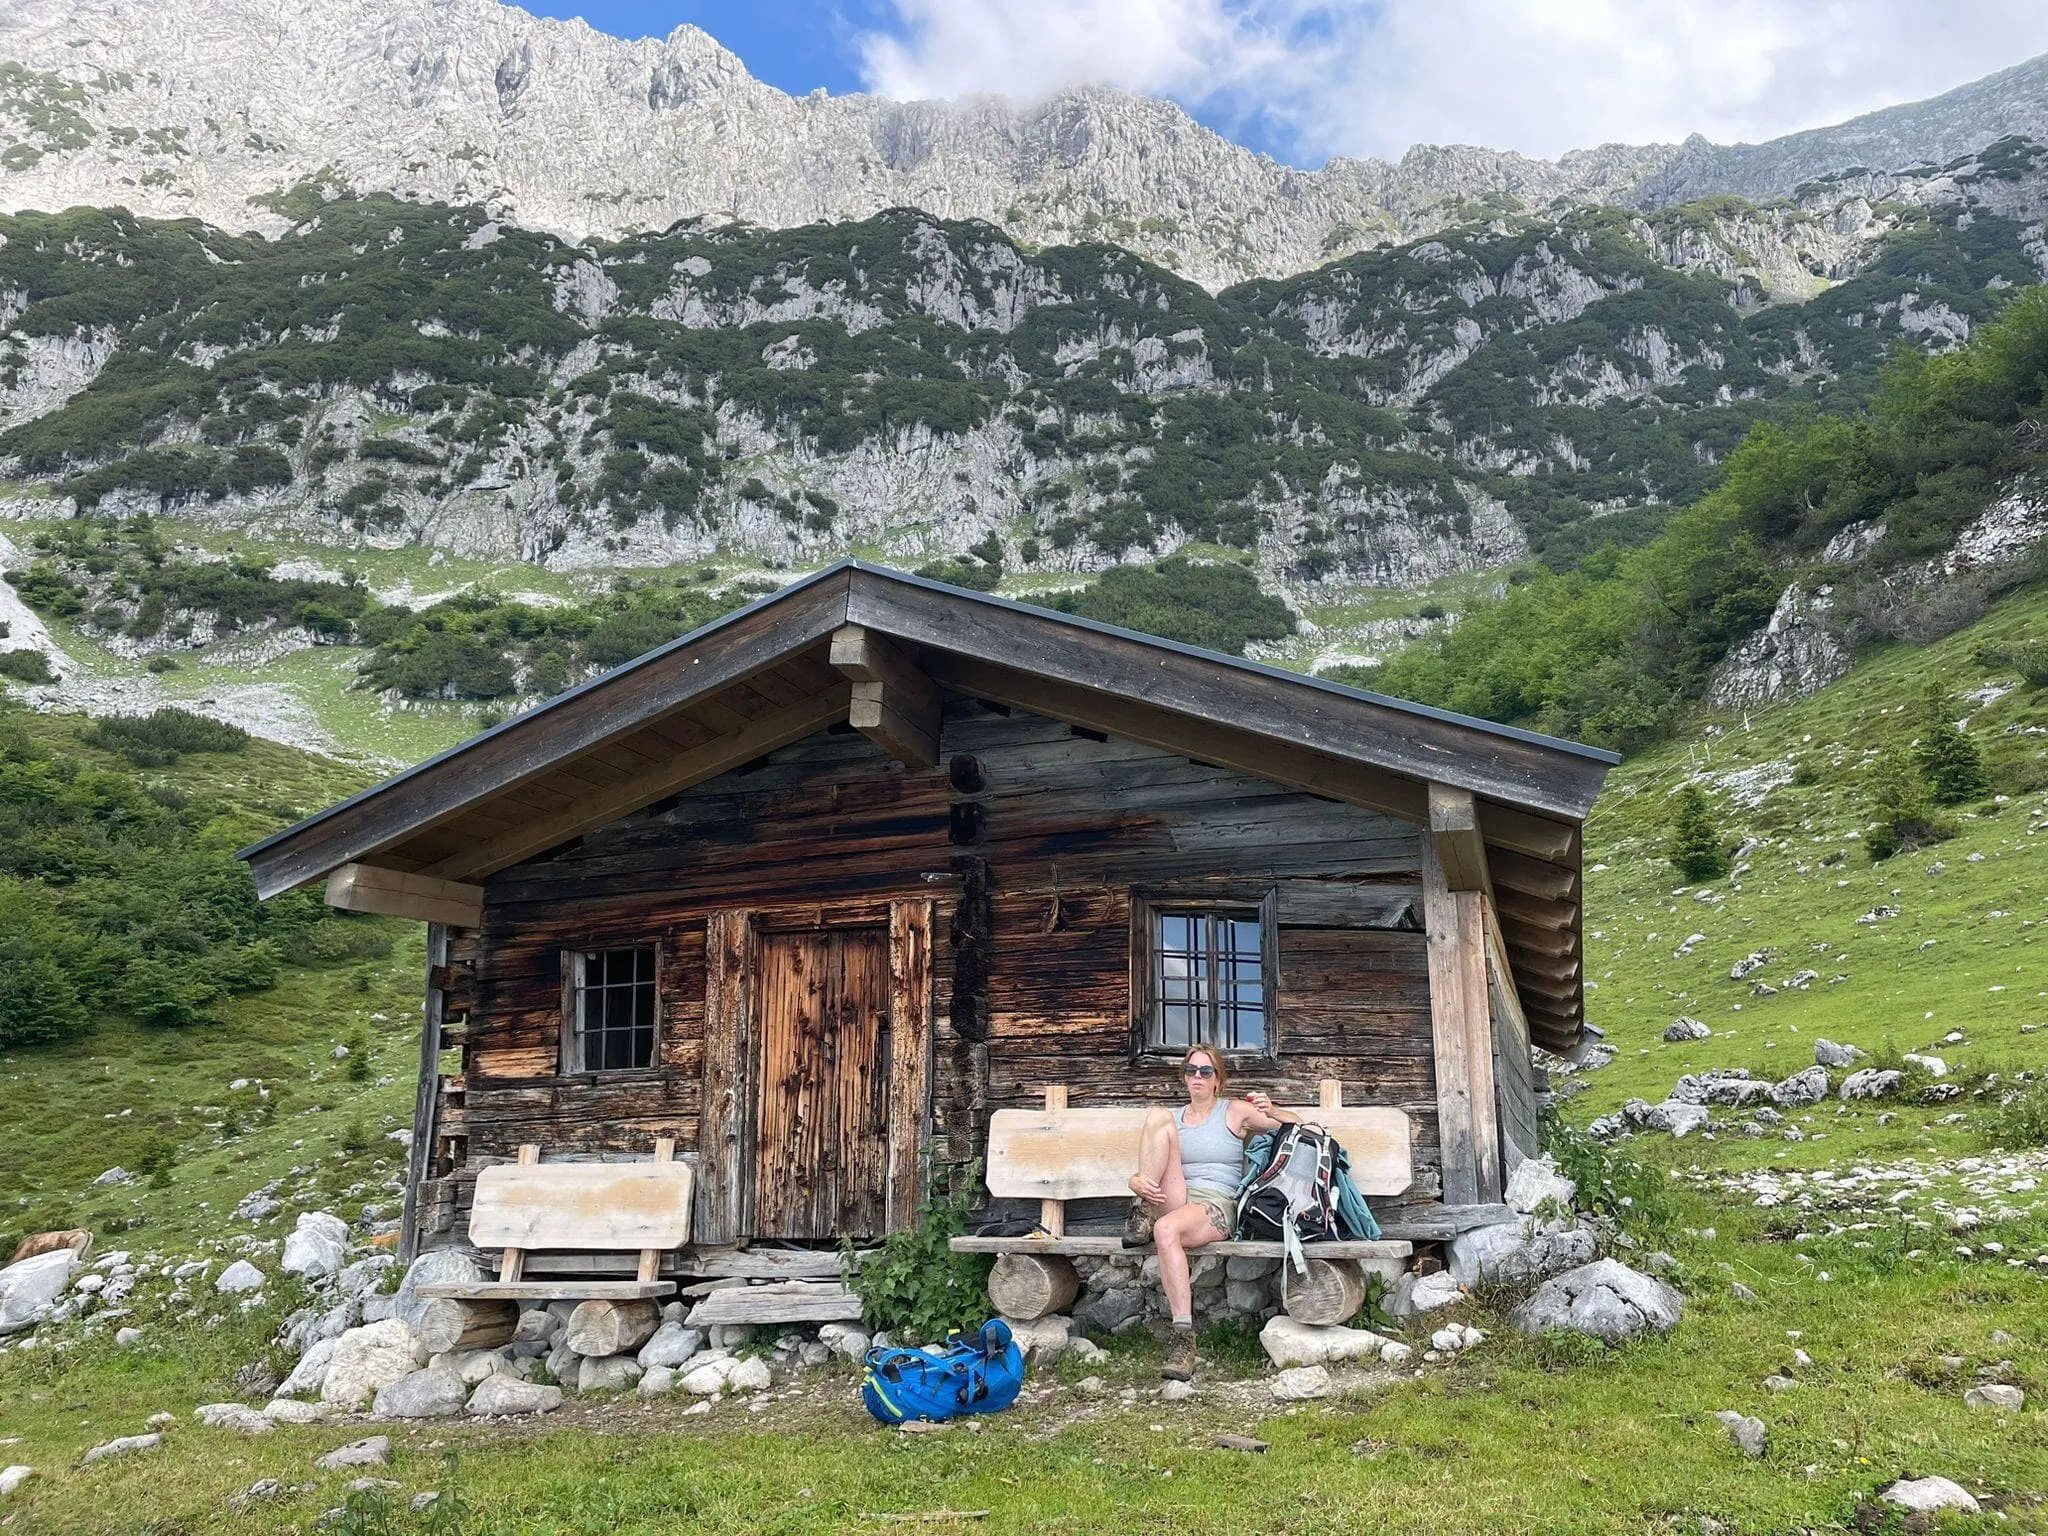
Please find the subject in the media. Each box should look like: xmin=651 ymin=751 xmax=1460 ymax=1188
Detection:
xmin=1667 ymin=784 xmax=1729 ymax=881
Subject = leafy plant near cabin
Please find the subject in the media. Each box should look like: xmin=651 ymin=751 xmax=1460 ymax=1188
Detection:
xmin=1665 ymin=784 xmax=1729 ymax=882
xmin=1540 ymin=1111 xmax=1674 ymax=1241
xmin=844 ymin=1164 xmax=994 ymax=1341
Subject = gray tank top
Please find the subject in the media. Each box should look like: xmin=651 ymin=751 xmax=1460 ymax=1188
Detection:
xmin=1176 ymin=1103 xmax=1245 ymax=1192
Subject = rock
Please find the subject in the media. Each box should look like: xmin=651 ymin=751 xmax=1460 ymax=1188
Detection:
xmin=1729 ymin=951 xmax=1772 ymax=981
xmin=1664 ymin=1017 xmax=1712 ymax=1042
xmin=709 ymin=1324 xmax=754 ymax=1351
xmin=1769 ymin=1066 xmax=1830 ymax=1107
xmin=93 ymin=1166 xmax=135 ymax=1187
xmin=115 ymin=1326 xmax=143 ymax=1347
xmin=1672 ymin=1070 xmax=1769 ymax=1108
xmin=1066 ymin=1337 xmax=1109 ymax=1364
xmin=1641 ymin=1101 xmax=1710 ymax=1137
xmin=281 ymin=1213 xmax=351 ymax=1282
xmin=636 ymin=1321 xmax=706 ymax=1369
xmin=374 ymin=1364 xmax=466 ymax=1418
xmin=195 ymin=1402 xmax=275 ymax=1435
xmin=817 ymin=1322 xmax=872 ymax=1362
xmin=80 ymin=1433 xmax=161 ymax=1466
xmin=1259 ymin=1316 xmax=1387 ymax=1368
xmin=321 ymin=1320 xmax=426 ymax=1411
xmin=1512 ymin=1260 xmax=1684 ymax=1344
xmin=1814 ymin=1039 xmax=1865 ymax=1068
xmin=1379 ymin=1341 xmax=1413 ymax=1366
xmin=227 ymin=1478 xmax=283 ymax=1512
xmin=1002 ymin=1314 xmax=1071 ymax=1363
xmin=1762 ymin=1374 xmax=1797 ymax=1393
xmin=315 ymin=1436 xmax=391 ymax=1471
xmin=386 ymin=1249 xmax=485 ymax=1332
xmin=1448 ymin=1220 xmax=1596 ymax=1286
xmin=680 ymin=1358 xmax=734 ymax=1395
xmin=468 ymin=1375 xmax=563 ymax=1416
xmin=1841 ymin=1069 xmax=1904 ymax=1101
xmin=279 ymin=1338 xmax=337 ymax=1399
xmin=728 ymin=1356 xmax=772 ymax=1392
xmin=1430 ymin=1323 xmax=1484 ymax=1352
xmin=215 ymin=1259 xmax=266 ymax=1294
xmin=0 ymin=1250 xmax=80 ymax=1334
xmin=1715 ymin=1411 xmax=1766 ymax=1458
xmin=1072 ymin=1287 xmax=1146 ymax=1333
xmin=1269 ymin=1365 xmax=1331 ymax=1401
xmin=1964 ymin=1384 xmax=2024 ymax=1413
xmin=442 ymin=1348 xmax=512 ymax=1386
xmin=1729 ymin=1282 xmax=1758 ymax=1302
xmin=0 ymin=1467 xmax=34 ymax=1498
xmin=576 ymin=1355 xmax=643 ymax=1393
xmin=263 ymin=1398 xmax=336 ymax=1425
xmin=1396 ymin=1271 xmax=1466 ymax=1315
xmin=1880 ymin=1477 xmax=1979 ymax=1515
xmin=1504 ymin=1155 xmax=1576 ymax=1215
xmin=638 ymin=1364 xmax=674 ymax=1396
xmin=1160 ymin=1379 xmax=1196 ymax=1402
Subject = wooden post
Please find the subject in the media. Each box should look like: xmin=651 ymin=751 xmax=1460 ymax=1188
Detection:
xmin=1318 ymin=1079 xmax=1343 ymax=1111
xmin=401 ymin=922 xmax=449 ymax=1267
xmin=1040 ymin=1086 xmax=1068 ymax=1238
xmin=1424 ymin=824 xmax=1506 ymax=1206
xmin=637 ymin=1137 xmax=676 ymax=1284
xmin=1281 ymin=1258 xmax=1366 ymax=1326
xmin=885 ymin=900 xmax=935 ymax=1231
xmin=416 ymin=1298 xmax=520 ymax=1354
xmin=498 ymin=1143 xmax=540 ymax=1283
xmin=700 ymin=910 xmax=753 ymax=1245
xmin=988 ymin=1253 xmax=1080 ymax=1320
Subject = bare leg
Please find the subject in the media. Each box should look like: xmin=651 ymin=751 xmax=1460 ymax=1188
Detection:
xmin=1153 ymin=1202 xmax=1228 ymax=1319
xmin=1133 ymin=1108 xmax=1189 ymax=1212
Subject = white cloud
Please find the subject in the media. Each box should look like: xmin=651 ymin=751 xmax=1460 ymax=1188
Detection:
xmin=855 ymin=0 xmax=2048 ymax=165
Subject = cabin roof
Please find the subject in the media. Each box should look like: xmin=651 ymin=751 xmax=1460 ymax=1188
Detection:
xmin=238 ymin=561 xmax=1616 ymax=1048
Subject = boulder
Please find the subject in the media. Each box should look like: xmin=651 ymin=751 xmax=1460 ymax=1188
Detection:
xmin=577 ymin=1355 xmax=643 ymax=1393
xmin=79 ymin=1433 xmax=160 ymax=1466
xmin=0 ymin=1466 xmax=33 ymax=1499
xmin=1902 ymin=1053 xmax=1948 ymax=1078
xmin=115 ymin=1327 xmax=143 ymax=1347
xmin=281 ymin=1213 xmax=351 ymax=1282
xmin=728 ymin=1357 xmax=773 ymax=1392
xmin=1379 ymin=1341 xmax=1413 ymax=1366
xmin=278 ymin=1338 xmax=336 ymax=1399
xmin=1259 ymin=1317 xmax=1387 ymax=1368
xmin=680 ymin=1358 xmax=735 ymax=1396
xmin=263 ymin=1398 xmax=336 ymax=1425
xmin=315 ymin=1437 xmax=391 ymax=1471
xmin=195 ymin=1402 xmax=274 ymax=1435
xmin=215 ymin=1259 xmax=266 ymax=1294
xmin=322 ymin=1320 xmax=426 ymax=1411
xmin=1072 ymin=1287 xmax=1146 ymax=1333
xmin=1841 ymin=1069 xmax=1904 ymax=1101
xmin=468 ymin=1375 xmax=563 ymax=1416
xmin=1002 ymin=1315 xmax=1072 ymax=1364
xmin=1395 ymin=1271 xmax=1465 ymax=1315
xmin=1504 ymin=1155 xmax=1576 ymax=1217
xmin=1640 ymin=1101 xmax=1710 ymax=1138
xmin=440 ymin=1348 xmax=512 ymax=1386
xmin=1769 ymin=1066 xmax=1830 ymax=1108
xmin=1269 ymin=1365 xmax=1331 ymax=1401
xmin=1715 ymin=1411 xmax=1766 ymax=1458
xmin=1963 ymin=1384 xmax=2024 ymax=1413
xmin=1813 ymin=1039 xmax=1865 ymax=1068
xmin=1663 ymin=1017 xmax=1711 ymax=1042
xmin=1447 ymin=1221 xmax=1596 ymax=1286
xmin=386 ymin=1248 xmax=485 ymax=1332
xmin=636 ymin=1321 xmax=706 ymax=1369
xmin=374 ymin=1364 xmax=467 ymax=1419
xmin=817 ymin=1322 xmax=871 ymax=1363
xmin=638 ymin=1365 xmax=675 ymax=1397
xmin=1673 ymin=1071 xmax=1770 ymax=1108
xmin=1879 ymin=1477 xmax=1979 ymax=1515
xmin=0 ymin=1250 xmax=79 ymax=1335
xmin=1512 ymin=1260 xmax=1684 ymax=1344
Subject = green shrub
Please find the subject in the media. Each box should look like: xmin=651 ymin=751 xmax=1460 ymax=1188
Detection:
xmin=1863 ymin=746 xmax=1951 ymax=860
xmin=1914 ymin=684 xmax=1991 ymax=804
xmin=1543 ymin=1112 xmax=1675 ymax=1241
xmin=1045 ymin=557 xmax=1295 ymax=655
xmin=0 ymin=649 xmax=56 ymax=684
xmin=82 ymin=707 xmax=249 ymax=765
xmin=117 ymin=954 xmax=226 ymax=1028
xmin=1666 ymin=784 xmax=1729 ymax=881
xmin=1982 ymin=1082 xmax=2048 ymax=1149
xmin=844 ymin=1164 xmax=993 ymax=1342
xmin=145 ymin=654 xmax=180 ymax=673
xmin=346 ymin=1027 xmax=371 ymax=1082
xmin=283 ymin=915 xmax=393 ymax=967
xmin=0 ymin=951 xmax=90 ymax=1047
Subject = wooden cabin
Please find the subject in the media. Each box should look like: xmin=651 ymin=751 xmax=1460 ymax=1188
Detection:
xmin=238 ymin=563 xmax=1616 ymax=1278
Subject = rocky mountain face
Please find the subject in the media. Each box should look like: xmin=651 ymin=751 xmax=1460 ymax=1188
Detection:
xmin=2 ymin=142 xmax=2044 ymax=595
xmin=3 ymin=0 xmax=2047 ymax=291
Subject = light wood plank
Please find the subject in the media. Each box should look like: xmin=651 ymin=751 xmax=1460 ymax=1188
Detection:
xmin=684 ymin=1281 xmax=866 ymax=1325
xmin=949 ymin=1235 xmax=1413 ymax=1259
xmin=885 ymin=900 xmax=934 ymax=1230
xmin=468 ymin=1161 xmax=695 ymax=1251
xmin=1422 ymin=830 xmax=1480 ymax=1207
xmin=325 ymin=863 xmax=484 ymax=928
xmin=699 ymin=910 xmax=752 ymax=1245
xmin=416 ymin=1280 xmax=675 ymax=1301
xmin=1428 ymin=784 xmax=1489 ymax=893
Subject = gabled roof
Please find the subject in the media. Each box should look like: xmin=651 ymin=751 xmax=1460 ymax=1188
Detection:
xmin=239 ymin=560 xmax=1616 ymax=1044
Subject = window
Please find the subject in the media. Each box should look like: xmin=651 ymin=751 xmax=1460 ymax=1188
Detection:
xmin=1145 ymin=905 xmax=1269 ymax=1052
xmin=565 ymin=947 xmax=657 ymax=1072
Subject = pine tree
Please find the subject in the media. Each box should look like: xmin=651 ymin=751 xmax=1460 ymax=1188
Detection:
xmin=1864 ymin=744 xmax=1940 ymax=860
xmin=1667 ymin=784 xmax=1729 ymax=882
xmin=1915 ymin=684 xmax=1990 ymax=804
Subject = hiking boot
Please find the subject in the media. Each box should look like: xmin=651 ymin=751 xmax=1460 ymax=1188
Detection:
xmin=1120 ymin=1198 xmax=1158 ymax=1249
xmin=1162 ymin=1326 xmax=1198 ymax=1382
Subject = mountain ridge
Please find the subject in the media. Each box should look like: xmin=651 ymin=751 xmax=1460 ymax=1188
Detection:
xmin=3 ymin=0 xmax=2048 ymax=288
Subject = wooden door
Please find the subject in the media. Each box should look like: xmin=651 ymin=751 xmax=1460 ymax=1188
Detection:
xmin=752 ymin=927 xmax=892 ymax=1240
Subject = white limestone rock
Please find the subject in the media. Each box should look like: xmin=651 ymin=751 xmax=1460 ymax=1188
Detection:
xmin=468 ymin=1375 xmax=564 ymax=1416
xmin=80 ymin=1433 xmax=161 ymax=1466
xmin=195 ymin=1402 xmax=275 ymax=1435
xmin=638 ymin=1364 xmax=675 ymax=1397
xmin=1963 ymin=1384 xmax=2024 ymax=1413
xmin=1880 ymin=1477 xmax=1979 ymax=1515
xmin=1663 ymin=1017 xmax=1712 ymax=1042
xmin=1512 ymin=1260 xmax=1684 ymax=1344
xmin=374 ymin=1364 xmax=467 ymax=1419
xmin=0 ymin=1250 xmax=79 ymax=1335
xmin=263 ymin=1398 xmax=337 ymax=1425
xmin=281 ymin=1212 xmax=351 ymax=1282
xmin=215 ymin=1259 xmax=266 ymax=1294
xmin=279 ymin=1337 xmax=336 ymax=1399
xmin=1269 ymin=1365 xmax=1332 ymax=1401
xmin=0 ymin=1466 xmax=34 ymax=1499
xmin=636 ymin=1321 xmax=707 ymax=1369
xmin=577 ymin=1355 xmax=643 ymax=1393
xmin=1841 ymin=1069 xmax=1905 ymax=1100
xmin=315 ymin=1437 xmax=391 ymax=1471
xmin=321 ymin=1320 xmax=427 ymax=1411
xmin=1504 ymin=1155 xmax=1576 ymax=1216
xmin=1813 ymin=1039 xmax=1865 ymax=1068
xmin=1447 ymin=1220 xmax=1596 ymax=1286
xmin=1259 ymin=1316 xmax=1388 ymax=1368
xmin=1715 ymin=1410 xmax=1766 ymax=1458
xmin=1769 ymin=1066 xmax=1830 ymax=1107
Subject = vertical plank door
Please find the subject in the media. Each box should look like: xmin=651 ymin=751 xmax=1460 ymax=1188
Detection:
xmin=752 ymin=928 xmax=892 ymax=1240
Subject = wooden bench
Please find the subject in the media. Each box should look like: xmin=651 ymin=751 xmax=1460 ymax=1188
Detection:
xmin=414 ymin=1139 xmax=693 ymax=1354
xmin=948 ymin=1083 xmax=1416 ymax=1326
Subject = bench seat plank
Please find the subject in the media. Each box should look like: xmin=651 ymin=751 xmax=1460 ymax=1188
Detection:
xmin=417 ymin=1280 xmax=676 ymax=1302
xmin=684 ymin=1281 xmax=865 ymax=1326
xmin=949 ymin=1236 xmax=1412 ymax=1260
xmin=985 ymin=1106 xmax=1412 ymax=1202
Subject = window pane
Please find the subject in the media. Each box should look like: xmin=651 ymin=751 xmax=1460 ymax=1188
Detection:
xmin=1151 ymin=908 xmax=1262 ymax=1052
xmin=575 ymin=947 xmax=656 ymax=1071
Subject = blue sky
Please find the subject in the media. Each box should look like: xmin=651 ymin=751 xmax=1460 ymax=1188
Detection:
xmin=516 ymin=1 xmax=2048 ymax=168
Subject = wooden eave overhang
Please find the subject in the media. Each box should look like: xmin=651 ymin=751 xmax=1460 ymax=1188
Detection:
xmin=237 ymin=561 xmax=1618 ymax=1047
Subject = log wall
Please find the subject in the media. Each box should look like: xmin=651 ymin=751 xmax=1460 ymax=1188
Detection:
xmin=435 ymin=696 xmax=1435 ymax=1244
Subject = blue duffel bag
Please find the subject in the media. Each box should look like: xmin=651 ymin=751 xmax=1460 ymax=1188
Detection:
xmin=861 ymin=1318 xmax=1024 ymax=1425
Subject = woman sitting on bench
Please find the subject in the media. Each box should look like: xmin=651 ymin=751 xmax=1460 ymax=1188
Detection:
xmin=1125 ymin=1044 xmax=1300 ymax=1381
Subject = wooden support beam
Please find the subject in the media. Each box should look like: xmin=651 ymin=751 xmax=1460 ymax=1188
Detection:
xmin=1478 ymin=802 xmax=1578 ymax=863
xmin=326 ymin=863 xmax=484 ymax=928
xmin=1422 ymin=830 xmax=1503 ymax=1207
xmin=1493 ymin=885 xmax=1576 ymax=932
xmin=1428 ymin=783 xmax=1489 ymax=893
xmin=1499 ymin=922 xmax=1580 ymax=961
xmin=1488 ymin=846 xmax=1579 ymax=903
xmin=1039 ymin=1085 xmax=1068 ymax=1238
xmin=831 ymin=624 xmax=941 ymax=769
xmin=422 ymin=687 xmax=848 ymax=880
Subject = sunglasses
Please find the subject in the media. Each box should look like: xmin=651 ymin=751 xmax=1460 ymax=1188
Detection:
xmin=1182 ymin=1064 xmax=1217 ymax=1079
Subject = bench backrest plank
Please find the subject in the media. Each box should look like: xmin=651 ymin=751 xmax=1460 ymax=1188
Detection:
xmin=469 ymin=1162 xmax=696 ymax=1252
xmin=986 ymin=1106 xmax=1412 ymax=1201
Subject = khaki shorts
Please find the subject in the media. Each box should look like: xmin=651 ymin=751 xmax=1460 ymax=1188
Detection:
xmin=1186 ymin=1185 xmax=1235 ymax=1238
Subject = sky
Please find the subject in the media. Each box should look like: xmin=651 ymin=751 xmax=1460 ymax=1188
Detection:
xmin=520 ymin=0 xmax=2048 ymax=168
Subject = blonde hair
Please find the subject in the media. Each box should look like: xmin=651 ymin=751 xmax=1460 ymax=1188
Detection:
xmin=1181 ymin=1044 xmax=1228 ymax=1094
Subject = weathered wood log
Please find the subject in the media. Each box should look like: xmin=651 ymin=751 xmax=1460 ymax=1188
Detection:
xmin=563 ymin=1298 xmax=661 ymax=1357
xmin=987 ymin=1253 xmax=1079 ymax=1320
xmin=415 ymin=1297 xmax=520 ymax=1355
xmin=1280 ymin=1258 xmax=1366 ymax=1326
xmin=684 ymin=1281 xmax=865 ymax=1326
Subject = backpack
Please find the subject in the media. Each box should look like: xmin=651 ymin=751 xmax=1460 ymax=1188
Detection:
xmin=861 ymin=1318 xmax=1024 ymax=1426
xmin=1235 ymin=1123 xmax=1343 ymax=1272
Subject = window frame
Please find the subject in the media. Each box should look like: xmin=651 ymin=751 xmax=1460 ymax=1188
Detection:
xmin=1129 ymin=889 xmax=1278 ymax=1059
xmin=558 ymin=943 xmax=662 ymax=1076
